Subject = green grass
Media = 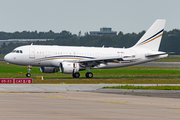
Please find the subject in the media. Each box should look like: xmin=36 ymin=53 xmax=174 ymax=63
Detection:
xmin=103 ymin=85 xmax=180 ymax=90
xmin=1 ymin=62 xmax=180 ymax=84
xmin=32 ymin=78 xmax=180 ymax=84
xmin=1 ymin=56 xmax=180 ymax=84
xmin=1 ymin=62 xmax=180 ymax=78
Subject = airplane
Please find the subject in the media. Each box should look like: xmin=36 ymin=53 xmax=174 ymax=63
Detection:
xmin=4 ymin=19 xmax=168 ymax=78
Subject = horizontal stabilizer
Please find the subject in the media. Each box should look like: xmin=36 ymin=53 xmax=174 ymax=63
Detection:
xmin=145 ymin=52 xmax=167 ymax=57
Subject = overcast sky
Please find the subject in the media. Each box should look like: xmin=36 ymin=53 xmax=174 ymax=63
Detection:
xmin=0 ymin=0 xmax=179 ymax=35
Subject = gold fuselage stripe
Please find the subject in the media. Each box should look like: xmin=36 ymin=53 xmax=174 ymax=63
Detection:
xmin=137 ymin=33 xmax=163 ymax=46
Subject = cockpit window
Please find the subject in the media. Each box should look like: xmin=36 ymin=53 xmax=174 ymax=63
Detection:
xmin=11 ymin=50 xmax=23 ymax=54
xmin=12 ymin=50 xmax=16 ymax=53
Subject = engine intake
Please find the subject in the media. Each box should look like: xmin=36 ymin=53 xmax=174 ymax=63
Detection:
xmin=60 ymin=62 xmax=79 ymax=74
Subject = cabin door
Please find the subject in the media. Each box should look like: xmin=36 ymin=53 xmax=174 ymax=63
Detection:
xmin=29 ymin=47 xmax=35 ymax=59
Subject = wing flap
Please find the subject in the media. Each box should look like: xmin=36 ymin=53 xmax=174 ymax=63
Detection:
xmin=76 ymin=56 xmax=124 ymax=63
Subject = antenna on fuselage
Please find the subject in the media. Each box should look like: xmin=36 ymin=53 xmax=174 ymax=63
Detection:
xmin=31 ymin=43 xmax=33 ymax=45
xmin=102 ymin=45 xmax=105 ymax=48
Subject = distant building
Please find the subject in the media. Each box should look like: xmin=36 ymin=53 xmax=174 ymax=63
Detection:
xmin=90 ymin=27 xmax=117 ymax=36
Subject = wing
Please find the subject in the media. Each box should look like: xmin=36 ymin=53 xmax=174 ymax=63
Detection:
xmin=73 ymin=56 xmax=127 ymax=67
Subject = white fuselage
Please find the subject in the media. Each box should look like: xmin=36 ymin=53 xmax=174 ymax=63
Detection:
xmin=4 ymin=45 xmax=168 ymax=69
xmin=3 ymin=19 xmax=168 ymax=78
xmin=4 ymin=19 xmax=168 ymax=78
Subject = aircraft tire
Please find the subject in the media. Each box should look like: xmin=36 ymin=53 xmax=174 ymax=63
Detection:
xmin=26 ymin=73 xmax=31 ymax=77
xmin=73 ymin=72 xmax=80 ymax=78
xmin=85 ymin=72 xmax=93 ymax=78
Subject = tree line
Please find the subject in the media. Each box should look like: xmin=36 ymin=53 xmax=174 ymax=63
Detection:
xmin=0 ymin=29 xmax=180 ymax=54
xmin=0 ymin=30 xmax=72 ymax=40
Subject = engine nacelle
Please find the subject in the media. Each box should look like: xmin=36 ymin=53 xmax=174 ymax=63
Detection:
xmin=40 ymin=67 xmax=59 ymax=73
xmin=60 ymin=62 xmax=79 ymax=74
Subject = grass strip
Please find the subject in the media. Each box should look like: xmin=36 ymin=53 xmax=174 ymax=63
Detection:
xmin=32 ymin=78 xmax=180 ymax=84
xmin=1 ymin=62 xmax=180 ymax=78
xmin=103 ymin=85 xmax=180 ymax=90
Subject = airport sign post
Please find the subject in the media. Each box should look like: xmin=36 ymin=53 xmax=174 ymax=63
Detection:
xmin=14 ymin=79 xmax=33 ymax=84
xmin=0 ymin=78 xmax=14 ymax=84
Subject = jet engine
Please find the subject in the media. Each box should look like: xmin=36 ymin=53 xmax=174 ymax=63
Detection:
xmin=40 ymin=67 xmax=59 ymax=73
xmin=60 ymin=62 xmax=79 ymax=74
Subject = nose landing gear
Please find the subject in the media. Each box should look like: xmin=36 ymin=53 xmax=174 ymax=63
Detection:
xmin=26 ymin=65 xmax=32 ymax=77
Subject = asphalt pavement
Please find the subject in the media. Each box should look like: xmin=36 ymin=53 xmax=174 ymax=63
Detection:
xmin=0 ymin=85 xmax=180 ymax=120
xmin=0 ymin=84 xmax=180 ymax=98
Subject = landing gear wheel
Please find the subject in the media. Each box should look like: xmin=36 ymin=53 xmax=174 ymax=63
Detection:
xmin=26 ymin=73 xmax=31 ymax=77
xmin=26 ymin=65 xmax=32 ymax=77
xmin=85 ymin=72 xmax=93 ymax=78
xmin=72 ymin=72 xmax=80 ymax=78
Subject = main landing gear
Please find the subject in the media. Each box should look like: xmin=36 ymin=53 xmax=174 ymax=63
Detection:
xmin=85 ymin=67 xmax=93 ymax=78
xmin=85 ymin=72 xmax=93 ymax=78
xmin=26 ymin=65 xmax=32 ymax=77
xmin=72 ymin=67 xmax=93 ymax=78
xmin=72 ymin=72 xmax=80 ymax=78
xmin=72 ymin=72 xmax=93 ymax=78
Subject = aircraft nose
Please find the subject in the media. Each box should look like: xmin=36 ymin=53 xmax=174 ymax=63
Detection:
xmin=4 ymin=54 xmax=11 ymax=62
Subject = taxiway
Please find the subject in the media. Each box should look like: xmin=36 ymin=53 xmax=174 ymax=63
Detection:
xmin=0 ymin=84 xmax=180 ymax=120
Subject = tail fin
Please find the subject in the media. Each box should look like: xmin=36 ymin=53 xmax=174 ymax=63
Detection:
xmin=132 ymin=19 xmax=166 ymax=51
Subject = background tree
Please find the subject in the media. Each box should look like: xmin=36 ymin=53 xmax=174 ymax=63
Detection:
xmin=0 ymin=29 xmax=180 ymax=55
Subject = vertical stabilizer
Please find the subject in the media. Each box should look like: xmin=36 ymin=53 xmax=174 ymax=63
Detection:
xmin=132 ymin=19 xmax=166 ymax=51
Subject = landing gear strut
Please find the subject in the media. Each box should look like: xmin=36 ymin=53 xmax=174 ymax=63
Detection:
xmin=85 ymin=67 xmax=93 ymax=78
xmin=26 ymin=65 xmax=32 ymax=77
xmin=72 ymin=72 xmax=80 ymax=78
